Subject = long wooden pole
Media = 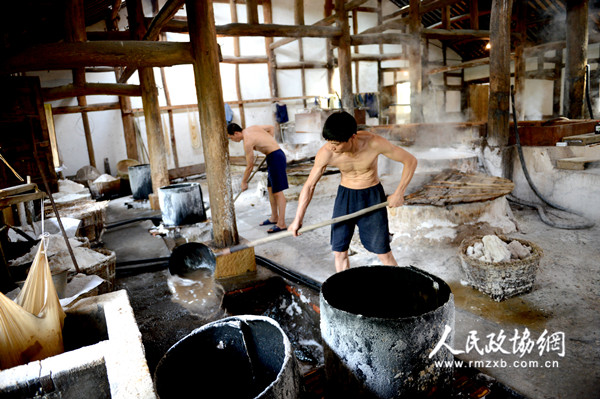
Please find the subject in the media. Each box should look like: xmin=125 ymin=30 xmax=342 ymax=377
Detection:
xmin=186 ymin=0 xmax=239 ymax=247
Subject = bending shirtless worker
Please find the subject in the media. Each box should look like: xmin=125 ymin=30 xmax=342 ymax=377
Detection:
xmin=288 ymin=112 xmax=417 ymax=272
xmin=227 ymin=123 xmax=288 ymax=233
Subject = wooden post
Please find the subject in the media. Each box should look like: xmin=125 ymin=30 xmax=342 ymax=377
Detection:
xmin=186 ymin=0 xmax=239 ymax=248
xmin=128 ymin=0 xmax=169 ymax=208
xmin=246 ymin=0 xmax=259 ymax=25
xmin=296 ymin=0 xmax=307 ymax=108
xmin=514 ymin=1 xmax=526 ymax=120
xmin=263 ymin=0 xmax=278 ymax=100
xmin=563 ymin=0 xmax=588 ymax=119
xmin=335 ymin=0 xmax=353 ymax=112
xmin=107 ymin=13 xmax=139 ymax=161
xmin=230 ymin=0 xmax=247 ymax=127
xmin=65 ymin=0 xmax=96 ymax=168
xmin=377 ymin=0 xmax=383 ymax=124
xmin=408 ymin=0 xmax=423 ymax=123
xmin=262 ymin=0 xmax=280 ymax=139
xmin=325 ymin=0 xmax=335 ymax=95
xmin=352 ymin=9 xmax=359 ymax=95
xmin=159 ymin=42 xmax=179 ymax=168
xmin=487 ymin=0 xmax=513 ymax=148
xmin=139 ymin=68 xmax=170 ymax=198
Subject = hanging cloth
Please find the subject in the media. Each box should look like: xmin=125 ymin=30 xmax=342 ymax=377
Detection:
xmin=161 ymin=113 xmax=172 ymax=163
xmin=0 ymin=239 xmax=66 ymax=370
xmin=224 ymin=103 xmax=234 ymax=124
xmin=275 ymin=104 xmax=289 ymax=124
xmin=187 ymin=109 xmax=201 ymax=149
xmin=365 ymin=93 xmax=379 ymax=118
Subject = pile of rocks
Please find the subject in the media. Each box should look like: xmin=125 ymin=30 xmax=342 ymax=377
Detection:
xmin=466 ymin=234 xmax=532 ymax=263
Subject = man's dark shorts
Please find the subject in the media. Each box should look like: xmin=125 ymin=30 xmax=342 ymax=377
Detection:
xmin=266 ymin=149 xmax=288 ymax=194
xmin=330 ymin=183 xmax=390 ymax=254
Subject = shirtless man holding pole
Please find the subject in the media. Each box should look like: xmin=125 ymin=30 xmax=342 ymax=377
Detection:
xmin=288 ymin=112 xmax=417 ymax=272
xmin=227 ymin=123 xmax=289 ymax=233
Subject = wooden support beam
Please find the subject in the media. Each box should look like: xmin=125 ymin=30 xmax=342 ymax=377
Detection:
xmin=325 ymin=0 xmax=335 ymax=94
xmin=421 ymin=28 xmax=490 ymax=40
xmin=409 ymin=0 xmax=423 ymax=123
xmin=470 ymin=0 xmax=479 ymax=30
xmin=143 ymin=0 xmax=186 ymax=41
xmin=186 ymin=0 xmax=239 ymax=248
xmin=377 ymin=0 xmax=383 ymax=124
xmin=2 ymin=42 xmax=194 ymax=74
xmin=270 ymin=0 xmax=369 ymax=50
xmin=262 ymin=0 xmax=279 ymax=119
xmin=246 ymin=0 xmax=259 ymax=24
xmin=52 ymin=102 xmax=122 ymax=114
xmin=352 ymin=9 xmax=359 ymax=94
xmin=117 ymin=0 xmax=186 ymax=83
xmin=514 ymin=1 xmax=526 ymax=120
xmin=42 ymin=83 xmax=142 ymax=101
xmin=160 ymin=59 xmax=179 ymax=168
xmin=218 ymin=23 xmax=341 ymax=37
xmin=352 ymin=53 xmax=407 ymax=61
xmin=335 ymin=0 xmax=353 ymax=111
xmin=487 ymin=0 xmax=513 ymax=148
xmin=221 ymin=56 xmax=269 ymax=63
xmin=351 ymin=32 xmax=411 ymax=45
xmin=230 ymin=0 xmax=246 ymax=128
xmin=128 ymin=0 xmax=169 ymax=208
xmin=563 ymin=0 xmax=589 ymax=118
xmin=276 ymin=62 xmax=329 ymax=69
xmin=296 ymin=0 xmax=307 ymax=108
xmin=65 ymin=0 xmax=96 ymax=168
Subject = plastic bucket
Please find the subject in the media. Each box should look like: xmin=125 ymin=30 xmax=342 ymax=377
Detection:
xmin=128 ymin=164 xmax=152 ymax=200
xmin=158 ymin=183 xmax=206 ymax=226
xmin=320 ymin=265 xmax=455 ymax=398
xmin=154 ymin=315 xmax=301 ymax=399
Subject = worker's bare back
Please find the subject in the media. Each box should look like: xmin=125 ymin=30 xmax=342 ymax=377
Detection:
xmin=243 ymin=125 xmax=280 ymax=156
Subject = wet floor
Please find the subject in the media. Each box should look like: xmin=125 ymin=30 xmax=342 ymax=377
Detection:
xmin=448 ymin=281 xmax=551 ymax=332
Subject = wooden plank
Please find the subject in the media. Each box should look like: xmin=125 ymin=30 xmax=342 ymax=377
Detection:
xmin=0 ymin=191 xmax=46 ymax=209
xmin=0 ymin=183 xmax=37 ymax=198
xmin=168 ymin=163 xmax=206 ymax=180
xmin=556 ymin=156 xmax=600 ymax=170
xmin=562 ymin=132 xmax=600 ymax=146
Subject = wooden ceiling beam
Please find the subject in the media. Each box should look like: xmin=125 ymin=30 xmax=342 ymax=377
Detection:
xmin=42 ymin=83 xmax=142 ymax=101
xmin=1 ymin=41 xmax=193 ymax=74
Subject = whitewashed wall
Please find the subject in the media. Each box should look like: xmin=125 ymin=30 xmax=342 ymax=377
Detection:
xmin=28 ymin=0 xmax=598 ymax=177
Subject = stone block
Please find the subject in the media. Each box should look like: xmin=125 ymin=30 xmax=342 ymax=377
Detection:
xmin=0 ymin=290 xmax=156 ymax=398
xmin=214 ymin=246 xmax=256 ymax=279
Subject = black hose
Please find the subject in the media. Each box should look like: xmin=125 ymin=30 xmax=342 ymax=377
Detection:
xmin=585 ymin=65 xmax=594 ymax=120
xmin=106 ymin=216 xmax=163 ymax=229
xmin=509 ymin=86 xmax=594 ymax=230
xmin=256 ymin=255 xmax=322 ymax=291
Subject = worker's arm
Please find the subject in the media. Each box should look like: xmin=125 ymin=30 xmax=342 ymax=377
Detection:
xmin=288 ymin=146 xmax=331 ymax=236
xmin=374 ymin=135 xmax=417 ymax=207
xmin=241 ymin=140 xmax=256 ymax=191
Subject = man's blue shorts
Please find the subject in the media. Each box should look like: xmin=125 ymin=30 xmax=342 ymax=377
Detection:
xmin=266 ymin=149 xmax=289 ymax=194
xmin=330 ymin=183 xmax=390 ymax=254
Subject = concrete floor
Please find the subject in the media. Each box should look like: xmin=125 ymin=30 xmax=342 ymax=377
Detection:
xmin=231 ymin=175 xmax=600 ymax=399
xmin=102 ymin=165 xmax=599 ymax=398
